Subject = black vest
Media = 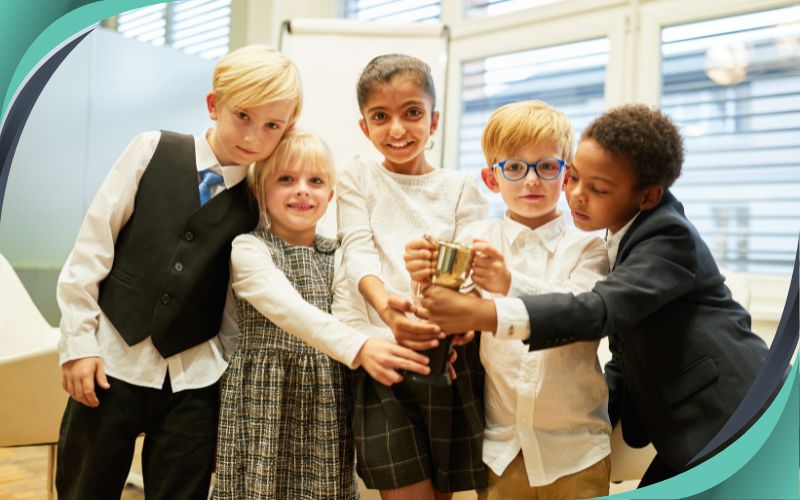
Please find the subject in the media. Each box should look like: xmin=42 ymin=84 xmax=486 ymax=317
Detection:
xmin=98 ymin=131 xmax=259 ymax=358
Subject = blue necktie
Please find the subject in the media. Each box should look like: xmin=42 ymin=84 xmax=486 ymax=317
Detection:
xmin=198 ymin=170 xmax=224 ymax=206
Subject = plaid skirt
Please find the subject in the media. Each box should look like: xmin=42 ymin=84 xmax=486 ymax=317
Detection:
xmin=352 ymin=335 xmax=487 ymax=493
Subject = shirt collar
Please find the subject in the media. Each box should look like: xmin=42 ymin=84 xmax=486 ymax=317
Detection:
xmin=606 ymin=212 xmax=639 ymax=269
xmin=195 ymin=129 xmax=248 ymax=188
xmin=502 ymin=210 xmax=566 ymax=254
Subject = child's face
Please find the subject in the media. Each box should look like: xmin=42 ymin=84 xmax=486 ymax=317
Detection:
xmin=481 ymin=141 xmax=564 ymax=229
xmin=264 ymin=167 xmax=334 ymax=246
xmin=566 ymin=139 xmax=647 ymax=234
xmin=206 ymin=93 xmax=295 ymax=166
xmin=358 ymin=75 xmax=439 ymax=174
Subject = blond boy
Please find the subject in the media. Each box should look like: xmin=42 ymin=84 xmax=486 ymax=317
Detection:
xmin=55 ymin=45 xmax=300 ymax=500
xmin=406 ymin=100 xmax=611 ymax=499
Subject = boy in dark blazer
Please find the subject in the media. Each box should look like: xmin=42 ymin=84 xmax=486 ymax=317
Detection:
xmin=418 ymin=104 xmax=769 ymax=486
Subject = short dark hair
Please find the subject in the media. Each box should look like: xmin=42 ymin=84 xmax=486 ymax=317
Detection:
xmin=356 ymin=54 xmax=436 ymax=111
xmin=582 ymin=104 xmax=684 ymax=189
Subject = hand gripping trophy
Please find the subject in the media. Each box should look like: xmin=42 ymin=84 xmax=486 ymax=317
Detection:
xmin=407 ymin=239 xmax=473 ymax=386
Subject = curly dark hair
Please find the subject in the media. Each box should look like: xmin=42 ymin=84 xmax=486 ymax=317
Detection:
xmin=581 ymin=104 xmax=684 ymax=189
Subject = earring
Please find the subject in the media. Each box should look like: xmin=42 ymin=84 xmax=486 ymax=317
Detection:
xmin=425 ymin=139 xmax=435 ymax=151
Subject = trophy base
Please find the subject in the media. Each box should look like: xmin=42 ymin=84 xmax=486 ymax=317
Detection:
xmin=406 ymin=371 xmax=452 ymax=386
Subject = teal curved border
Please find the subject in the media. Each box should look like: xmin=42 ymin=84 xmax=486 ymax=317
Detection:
xmin=1 ymin=0 xmax=162 ymax=126
xmin=0 ymin=1 xmax=798 ymax=499
xmin=599 ymin=362 xmax=799 ymax=499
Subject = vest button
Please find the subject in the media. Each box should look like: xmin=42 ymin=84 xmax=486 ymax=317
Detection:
xmin=161 ymin=293 xmax=170 ymax=304
xmin=174 ymin=262 xmax=184 ymax=272
xmin=185 ymin=231 xmax=194 ymax=242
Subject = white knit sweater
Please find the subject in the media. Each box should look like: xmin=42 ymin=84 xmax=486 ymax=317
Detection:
xmin=334 ymin=156 xmax=488 ymax=334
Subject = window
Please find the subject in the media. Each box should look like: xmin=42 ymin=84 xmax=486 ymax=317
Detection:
xmin=463 ymin=0 xmax=566 ymax=18
xmin=342 ymin=0 xmax=441 ymax=23
xmin=116 ymin=0 xmax=231 ymax=59
xmin=459 ymin=39 xmax=609 ymax=218
xmin=661 ymin=6 xmax=800 ymax=274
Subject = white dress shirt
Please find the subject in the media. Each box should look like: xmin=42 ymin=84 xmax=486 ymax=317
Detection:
xmin=606 ymin=213 xmax=639 ymax=271
xmin=460 ymin=212 xmax=611 ymax=486
xmin=56 ymin=130 xmax=245 ymax=391
xmin=230 ymin=233 xmax=370 ymax=368
xmin=494 ymin=212 xmax=641 ymax=341
xmin=335 ymin=156 xmax=488 ymax=336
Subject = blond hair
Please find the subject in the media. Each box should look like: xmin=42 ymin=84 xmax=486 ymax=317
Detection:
xmin=250 ymin=129 xmax=336 ymax=224
xmin=212 ymin=45 xmax=302 ymax=122
xmin=481 ymin=100 xmax=574 ymax=168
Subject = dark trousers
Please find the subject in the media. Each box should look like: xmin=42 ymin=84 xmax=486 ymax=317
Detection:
xmin=638 ymin=454 xmax=679 ymax=487
xmin=56 ymin=375 xmax=219 ymax=500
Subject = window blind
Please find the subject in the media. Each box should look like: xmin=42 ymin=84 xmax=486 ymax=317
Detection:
xmin=463 ymin=0 xmax=565 ymax=18
xmin=116 ymin=0 xmax=231 ymax=59
xmin=343 ymin=0 xmax=441 ymax=23
xmin=661 ymin=6 xmax=800 ymax=274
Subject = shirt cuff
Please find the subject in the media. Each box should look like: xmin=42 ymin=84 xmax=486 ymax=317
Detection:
xmin=493 ymin=297 xmax=531 ymax=341
xmin=364 ymin=324 xmax=396 ymax=342
xmin=58 ymin=333 xmax=102 ymax=365
xmin=342 ymin=334 xmax=370 ymax=369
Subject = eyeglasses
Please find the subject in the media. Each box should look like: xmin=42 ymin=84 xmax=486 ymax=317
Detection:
xmin=492 ymin=158 xmax=566 ymax=182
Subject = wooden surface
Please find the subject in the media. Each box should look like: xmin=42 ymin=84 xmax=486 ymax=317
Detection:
xmin=0 ymin=445 xmax=635 ymax=499
xmin=0 ymin=446 xmax=142 ymax=500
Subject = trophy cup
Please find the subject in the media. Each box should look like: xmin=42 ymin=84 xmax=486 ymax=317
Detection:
xmin=406 ymin=240 xmax=473 ymax=386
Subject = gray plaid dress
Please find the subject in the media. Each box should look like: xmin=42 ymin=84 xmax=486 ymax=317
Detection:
xmin=213 ymin=230 xmax=356 ymax=500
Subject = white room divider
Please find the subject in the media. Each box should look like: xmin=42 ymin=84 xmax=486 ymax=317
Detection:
xmin=280 ymin=19 xmax=449 ymax=235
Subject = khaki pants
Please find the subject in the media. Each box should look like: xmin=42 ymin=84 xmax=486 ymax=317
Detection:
xmin=477 ymin=454 xmax=610 ymax=500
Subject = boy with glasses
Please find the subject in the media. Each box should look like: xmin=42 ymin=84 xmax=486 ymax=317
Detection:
xmin=405 ymin=100 xmax=612 ymax=499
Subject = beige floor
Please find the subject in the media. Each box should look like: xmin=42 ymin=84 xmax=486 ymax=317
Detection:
xmin=0 ymin=445 xmax=634 ymax=499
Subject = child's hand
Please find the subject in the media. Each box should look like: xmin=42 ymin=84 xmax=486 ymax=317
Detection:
xmin=447 ymin=348 xmax=458 ymax=380
xmin=355 ymin=338 xmax=431 ymax=386
xmin=381 ymin=295 xmax=444 ymax=351
xmin=404 ymin=237 xmax=437 ymax=286
xmin=61 ymin=356 xmax=111 ymax=408
xmin=471 ymin=240 xmax=512 ymax=295
xmin=421 ymin=286 xmax=498 ymax=334
xmin=451 ymin=330 xmax=476 ymax=347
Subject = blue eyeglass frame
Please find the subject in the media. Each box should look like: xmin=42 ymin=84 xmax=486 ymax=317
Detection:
xmin=492 ymin=157 xmax=566 ymax=182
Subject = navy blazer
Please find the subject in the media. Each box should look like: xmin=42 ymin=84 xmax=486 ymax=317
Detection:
xmin=521 ymin=190 xmax=768 ymax=471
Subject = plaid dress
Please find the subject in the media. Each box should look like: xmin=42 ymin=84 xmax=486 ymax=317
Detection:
xmin=353 ymin=336 xmax=487 ymax=493
xmin=213 ymin=230 xmax=356 ymax=500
